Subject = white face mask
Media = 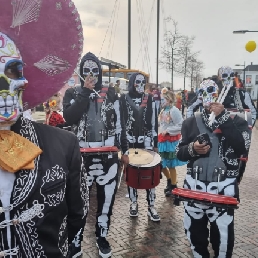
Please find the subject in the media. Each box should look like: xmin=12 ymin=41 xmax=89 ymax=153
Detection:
xmin=83 ymin=60 xmax=99 ymax=85
xmin=0 ymin=33 xmax=27 ymax=126
xmin=199 ymin=80 xmax=219 ymax=108
xmin=218 ymin=66 xmax=234 ymax=87
xmin=134 ymin=74 xmax=146 ymax=93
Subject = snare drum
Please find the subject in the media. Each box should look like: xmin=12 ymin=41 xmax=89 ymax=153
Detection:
xmin=80 ymin=146 xmax=118 ymax=156
xmin=123 ymin=149 xmax=161 ymax=189
xmin=172 ymin=188 xmax=239 ymax=209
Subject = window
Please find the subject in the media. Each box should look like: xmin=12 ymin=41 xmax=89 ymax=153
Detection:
xmin=255 ymin=75 xmax=258 ymax=85
xmin=103 ymin=72 xmax=111 ymax=77
xmin=127 ymin=72 xmax=134 ymax=80
xmin=246 ymin=75 xmax=252 ymax=85
xmin=114 ymin=72 xmax=125 ymax=78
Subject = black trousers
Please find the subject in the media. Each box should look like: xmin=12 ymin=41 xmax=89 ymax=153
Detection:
xmin=184 ymin=203 xmax=234 ymax=258
xmin=83 ymin=153 xmax=119 ymax=238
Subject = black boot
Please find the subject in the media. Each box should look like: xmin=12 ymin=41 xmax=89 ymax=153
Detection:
xmin=165 ymin=183 xmax=177 ymax=197
xmin=164 ymin=179 xmax=171 ymax=194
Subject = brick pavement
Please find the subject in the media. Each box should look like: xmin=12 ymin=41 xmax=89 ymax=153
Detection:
xmin=82 ymin=127 xmax=258 ymax=258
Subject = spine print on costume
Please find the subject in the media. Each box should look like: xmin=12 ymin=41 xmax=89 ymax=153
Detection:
xmin=176 ymin=78 xmax=252 ymax=257
xmin=62 ymin=52 xmax=129 ymax=258
xmin=120 ymin=72 xmax=161 ymax=222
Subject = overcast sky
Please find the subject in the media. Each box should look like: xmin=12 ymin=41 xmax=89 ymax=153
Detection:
xmin=73 ymin=0 xmax=258 ymax=90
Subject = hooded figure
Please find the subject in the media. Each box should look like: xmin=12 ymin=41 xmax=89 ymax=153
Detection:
xmin=63 ymin=52 xmax=129 ymax=258
xmin=120 ymin=73 xmax=160 ymax=222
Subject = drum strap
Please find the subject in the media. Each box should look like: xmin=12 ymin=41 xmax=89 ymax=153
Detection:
xmin=126 ymin=93 xmax=145 ymax=137
xmin=234 ymin=89 xmax=244 ymax=112
xmin=193 ymin=113 xmax=227 ymax=182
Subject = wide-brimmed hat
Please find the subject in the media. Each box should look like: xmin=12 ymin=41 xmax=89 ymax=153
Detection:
xmin=0 ymin=0 xmax=83 ymax=108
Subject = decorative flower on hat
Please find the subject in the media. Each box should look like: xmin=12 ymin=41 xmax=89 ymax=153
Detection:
xmin=49 ymin=100 xmax=57 ymax=108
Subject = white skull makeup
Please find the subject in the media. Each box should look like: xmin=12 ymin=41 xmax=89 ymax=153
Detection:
xmin=218 ymin=66 xmax=235 ymax=87
xmin=160 ymin=96 xmax=168 ymax=108
xmin=0 ymin=32 xmax=27 ymax=126
xmin=199 ymin=79 xmax=219 ymax=108
xmin=83 ymin=60 xmax=99 ymax=85
xmin=134 ymin=74 xmax=146 ymax=93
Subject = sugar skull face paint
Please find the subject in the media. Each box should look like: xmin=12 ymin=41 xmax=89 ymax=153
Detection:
xmin=199 ymin=79 xmax=219 ymax=108
xmin=134 ymin=74 xmax=146 ymax=93
xmin=83 ymin=60 xmax=99 ymax=85
xmin=0 ymin=32 xmax=27 ymax=126
xmin=218 ymin=66 xmax=234 ymax=87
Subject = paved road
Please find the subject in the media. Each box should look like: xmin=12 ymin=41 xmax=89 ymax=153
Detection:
xmin=82 ymin=128 xmax=258 ymax=258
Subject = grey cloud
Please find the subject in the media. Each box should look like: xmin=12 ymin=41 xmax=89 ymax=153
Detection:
xmin=82 ymin=18 xmax=98 ymax=27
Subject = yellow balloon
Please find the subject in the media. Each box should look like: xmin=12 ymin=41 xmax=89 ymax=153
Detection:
xmin=245 ymin=41 xmax=256 ymax=53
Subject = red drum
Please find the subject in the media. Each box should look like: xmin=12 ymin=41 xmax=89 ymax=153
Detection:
xmin=125 ymin=149 xmax=161 ymax=189
xmin=80 ymin=146 xmax=118 ymax=156
xmin=172 ymin=188 xmax=239 ymax=209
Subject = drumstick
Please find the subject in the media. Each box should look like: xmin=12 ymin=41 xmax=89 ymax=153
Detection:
xmin=74 ymin=70 xmax=101 ymax=97
xmin=208 ymin=80 xmax=233 ymax=126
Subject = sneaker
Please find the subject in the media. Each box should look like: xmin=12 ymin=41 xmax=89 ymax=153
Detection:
xmin=96 ymin=237 xmax=112 ymax=258
xmin=147 ymin=206 xmax=160 ymax=222
xmin=129 ymin=202 xmax=138 ymax=217
xmin=164 ymin=179 xmax=171 ymax=194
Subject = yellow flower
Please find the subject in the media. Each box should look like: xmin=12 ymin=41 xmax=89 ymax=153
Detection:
xmin=49 ymin=100 xmax=57 ymax=108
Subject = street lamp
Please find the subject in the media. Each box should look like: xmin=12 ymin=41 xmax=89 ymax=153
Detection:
xmin=233 ymin=30 xmax=258 ymax=34
xmin=235 ymin=62 xmax=246 ymax=87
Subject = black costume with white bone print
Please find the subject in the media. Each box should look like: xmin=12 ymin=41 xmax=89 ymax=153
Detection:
xmin=63 ymin=52 xmax=128 ymax=256
xmin=120 ymin=73 xmax=159 ymax=220
xmin=176 ymin=109 xmax=251 ymax=258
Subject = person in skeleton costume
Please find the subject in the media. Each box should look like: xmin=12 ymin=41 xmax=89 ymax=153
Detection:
xmin=0 ymin=1 xmax=88 ymax=257
xmin=120 ymin=73 xmax=160 ymax=221
xmin=176 ymin=79 xmax=251 ymax=258
xmin=186 ymin=67 xmax=256 ymax=183
xmin=187 ymin=67 xmax=257 ymax=126
xmin=45 ymin=94 xmax=65 ymax=127
xmin=158 ymin=88 xmax=187 ymax=197
xmin=63 ymin=52 xmax=129 ymax=258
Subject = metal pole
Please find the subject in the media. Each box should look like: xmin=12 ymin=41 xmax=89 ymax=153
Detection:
xmin=183 ymin=48 xmax=187 ymax=90
xmin=128 ymin=0 xmax=131 ymax=69
xmin=243 ymin=61 xmax=246 ymax=89
xmin=171 ymin=47 xmax=174 ymax=91
xmin=156 ymin=0 xmax=160 ymax=86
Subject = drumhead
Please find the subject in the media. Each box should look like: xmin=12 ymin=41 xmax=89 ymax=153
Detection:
xmin=119 ymin=148 xmax=161 ymax=167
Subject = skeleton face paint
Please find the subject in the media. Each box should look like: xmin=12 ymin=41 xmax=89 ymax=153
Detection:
xmin=160 ymin=96 xmax=169 ymax=107
xmin=0 ymin=33 xmax=27 ymax=126
xmin=218 ymin=66 xmax=234 ymax=87
xmin=199 ymin=80 xmax=218 ymax=108
xmin=83 ymin=60 xmax=99 ymax=85
xmin=134 ymin=74 xmax=146 ymax=93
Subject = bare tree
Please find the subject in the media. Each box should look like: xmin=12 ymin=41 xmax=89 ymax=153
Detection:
xmin=187 ymin=59 xmax=204 ymax=90
xmin=159 ymin=18 xmax=184 ymax=91
xmin=174 ymin=36 xmax=201 ymax=90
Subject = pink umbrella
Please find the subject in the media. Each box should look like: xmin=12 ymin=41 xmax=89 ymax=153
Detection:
xmin=0 ymin=0 xmax=83 ymax=108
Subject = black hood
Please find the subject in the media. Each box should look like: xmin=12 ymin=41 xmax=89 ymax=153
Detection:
xmin=128 ymin=72 xmax=144 ymax=97
xmin=79 ymin=52 xmax=102 ymax=91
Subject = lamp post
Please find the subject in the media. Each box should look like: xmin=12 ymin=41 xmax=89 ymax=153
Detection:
xmin=233 ymin=29 xmax=258 ymax=117
xmin=235 ymin=62 xmax=246 ymax=87
xmin=233 ymin=30 xmax=258 ymax=34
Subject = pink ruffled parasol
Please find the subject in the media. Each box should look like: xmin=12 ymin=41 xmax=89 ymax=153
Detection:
xmin=0 ymin=0 xmax=83 ymax=108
